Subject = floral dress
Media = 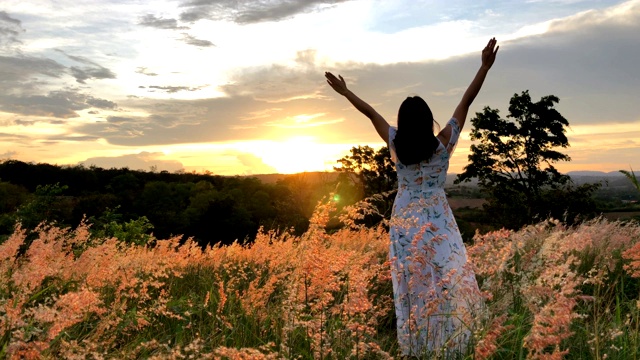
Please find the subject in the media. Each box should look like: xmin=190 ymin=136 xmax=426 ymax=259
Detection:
xmin=388 ymin=118 xmax=481 ymax=357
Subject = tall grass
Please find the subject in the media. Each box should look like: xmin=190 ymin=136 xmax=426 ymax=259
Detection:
xmin=1 ymin=201 xmax=640 ymax=359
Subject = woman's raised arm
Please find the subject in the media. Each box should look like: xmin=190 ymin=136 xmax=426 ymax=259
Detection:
xmin=451 ymin=37 xmax=499 ymax=132
xmin=325 ymin=72 xmax=390 ymax=145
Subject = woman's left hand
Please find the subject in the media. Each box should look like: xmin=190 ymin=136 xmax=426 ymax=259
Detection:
xmin=481 ymin=37 xmax=499 ymax=70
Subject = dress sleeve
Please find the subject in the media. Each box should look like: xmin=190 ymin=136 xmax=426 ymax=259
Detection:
xmin=446 ymin=117 xmax=461 ymax=155
xmin=388 ymin=126 xmax=398 ymax=163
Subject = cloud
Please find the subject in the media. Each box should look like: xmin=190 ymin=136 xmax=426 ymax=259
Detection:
xmin=54 ymin=0 xmax=640 ymax=152
xmin=0 ymin=132 xmax=28 ymax=142
xmin=14 ymin=119 xmax=67 ymax=126
xmin=0 ymin=55 xmax=65 ymax=83
xmin=0 ymin=150 xmax=18 ymax=159
xmin=179 ymin=0 xmax=350 ymax=24
xmin=430 ymin=87 xmax=466 ymax=97
xmin=180 ymin=33 xmax=215 ymax=47
xmin=138 ymin=14 xmax=189 ymax=30
xmin=0 ymin=30 xmax=116 ymax=116
xmin=106 ymin=116 xmax=135 ymax=124
xmin=79 ymin=151 xmax=185 ymax=172
xmin=69 ymin=66 xmax=116 ymax=84
xmin=264 ymin=113 xmax=344 ymax=129
xmin=86 ymin=97 xmax=118 ymax=109
xmin=0 ymin=11 xmax=23 ymax=49
xmin=147 ymin=85 xmax=208 ymax=93
xmin=221 ymin=50 xmax=323 ymax=102
xmin=75 ymin=95 xmax=272 ymax=145
xmin=135 ymin=67 xmax=158 ymax=76
xmin=45 ymin=135 xmax=100 ymax=143
xmin=0 ymin=90 xmax=118 ymax=118
xmin=234 ymin=152 xmax=277 ymax=174
xmin=55 ymin=50 xmax=117 ymax=83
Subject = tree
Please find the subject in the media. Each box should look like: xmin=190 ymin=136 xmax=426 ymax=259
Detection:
xmin=16 ymin=183 xmax=74 ymax=229
xmin=334 ymin=145 xmax=397 ymax=198
xmin=456 ymin=91 xmax=599 ymax=228
xmin=334 ymin=146 xmax=397 ymax=225
xmin=620 ymin=168 xmax=640 ymax=192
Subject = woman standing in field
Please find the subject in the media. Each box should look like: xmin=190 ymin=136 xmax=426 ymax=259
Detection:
xmin=325 ymin=38 xmax=499 ymax=357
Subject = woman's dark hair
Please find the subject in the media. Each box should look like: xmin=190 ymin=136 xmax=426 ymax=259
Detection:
xmin=393 ymin=96 xmax=440 ymax=165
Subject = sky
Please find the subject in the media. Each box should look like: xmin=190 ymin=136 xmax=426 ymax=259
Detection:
xmin=0 ymin=0 xmax=639 ymax=175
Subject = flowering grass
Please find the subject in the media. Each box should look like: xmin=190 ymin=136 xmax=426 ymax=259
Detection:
xmin=1 ymin=201 xmax=640 ymax=359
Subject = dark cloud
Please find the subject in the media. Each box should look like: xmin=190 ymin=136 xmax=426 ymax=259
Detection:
xmin=221 ymin=50 xmax=322 ymax=102
xmin=107 ymin=116 xmax=135 ymax=124
xmin=138 ymin=14 xmax=189 ymax=30
xmin=0 ymin=132 xmax=28 ymax=141
xmin=0 ymin=11 xmax=23 ymax=48
xmin=0 ymin=91 xmax=89 ymax=118
xmin=180 ymin=33 xmax=215 ymax=47
xmin=136 ymin=67 xmax=158 ymax=76
xmin=0 ymin=50 xmax=116 ymax=119
xmin=149 ymin=114 xmax=181 ymax=128
xmin=0 ymin=90 xmax=119 ymax=118
xmin=179 ymin=0 xmax=349 ymax=24
xmin=148 ymin=85 xmax=208 ymax=93
xmin=0 ymin=12 xmax=20 ymax=26
xmin=75 ymin=95 xmax=267 ymax=145
xmin=79 ymin=151 xmax=184 ymax=172
xmin=45 ymin=135 xmax=100 ymax=142
xmin=13 ymin=118 xmax=66 ymax=127
xmin=69 ymin=66 xmax=116 ymax=84
xmin=55 ymin=50 xmax=117 ymax=83
xmin=14 ymin=119 xmax=36 ymax=126
xmin=86 ymin=96 xmax=117 ymax=109
xmin=0 ymin=55 xmax=65 ymax=83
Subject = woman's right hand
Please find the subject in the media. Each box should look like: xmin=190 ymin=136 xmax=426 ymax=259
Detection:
xmin=325 ymin=72 xmax=349 ymax=96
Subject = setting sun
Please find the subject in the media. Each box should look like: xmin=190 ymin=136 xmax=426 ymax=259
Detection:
xmin=259 ymin=136 xmax=349 ymax=174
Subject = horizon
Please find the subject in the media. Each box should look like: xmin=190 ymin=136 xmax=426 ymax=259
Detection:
xmin=1 ymin=0 xmax=639 ymax=175
xmin=1 ymin=158 xmax=629 ymax=179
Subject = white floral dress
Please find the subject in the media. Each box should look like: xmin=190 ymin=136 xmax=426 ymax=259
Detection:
xmin=388 ymin=118 xmax=481 ymax=357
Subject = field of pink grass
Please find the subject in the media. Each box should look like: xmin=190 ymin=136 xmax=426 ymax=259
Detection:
xmin=1 ymin=200 xmax=640 ymax=359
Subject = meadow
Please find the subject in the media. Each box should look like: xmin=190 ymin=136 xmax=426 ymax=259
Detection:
xmin=1 ymin=199 xmax=640 ymax=359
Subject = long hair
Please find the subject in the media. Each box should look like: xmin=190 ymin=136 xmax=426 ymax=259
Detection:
xmin=393 ymin=96 xmax=440 ymax=165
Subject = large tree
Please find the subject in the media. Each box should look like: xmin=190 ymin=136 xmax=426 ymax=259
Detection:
xmin=334 ymin=145 xmax=397 ymax=198
xmin=456 ymin=90 xmax=599 ymax=228
xmin=334 ymin=145 xmax=397 ymax=224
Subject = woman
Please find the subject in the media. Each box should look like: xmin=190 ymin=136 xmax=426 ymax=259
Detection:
xmin=325 ymin=38 xmax=499 ymax=357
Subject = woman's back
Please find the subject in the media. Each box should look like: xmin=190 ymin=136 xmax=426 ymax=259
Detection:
xmin=390 ymin=118 xmax=460 ymax=194
xmin=388 ymin=117 xmax=478 ymax=355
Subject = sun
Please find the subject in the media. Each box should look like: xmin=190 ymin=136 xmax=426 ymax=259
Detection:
xmin=259 ymin=136 xmax=344 ymax=174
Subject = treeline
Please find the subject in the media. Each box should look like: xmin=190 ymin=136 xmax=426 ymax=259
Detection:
xmin=0 ymin=160 xmax=338 ymax=246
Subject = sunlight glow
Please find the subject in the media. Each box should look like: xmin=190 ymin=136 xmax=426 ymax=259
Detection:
xmin=259 ymin=137 xmax=343 ymax=174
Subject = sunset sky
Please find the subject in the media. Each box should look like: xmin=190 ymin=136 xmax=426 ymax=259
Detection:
xmin=1 ymin=0 xmax=638 ymax=175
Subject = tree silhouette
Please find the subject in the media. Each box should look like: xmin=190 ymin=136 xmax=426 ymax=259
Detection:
xmin=620 ymin=168 xmax=640 ymax=192
xmin=456 ymin=90 xmax=599 ymax=228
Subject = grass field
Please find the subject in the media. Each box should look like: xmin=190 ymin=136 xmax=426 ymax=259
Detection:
xmin=447 ymin=198 xmax=486 ymax=210
xmin=602 ymin=211 xmax=640 ymax=221
xmin=2 ymin=201 xmax=640 ymax=359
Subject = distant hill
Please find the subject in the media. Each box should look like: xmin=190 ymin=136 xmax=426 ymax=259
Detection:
xmin=567 ymin=171 xmax=625 ymax=177
xmin=567 ymin=171 xmax=630 ymax=187
xmin=244 ymin=171 xmax=630 ymax=187
xmin=246 ymin=172 xmax=341 ymax=185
